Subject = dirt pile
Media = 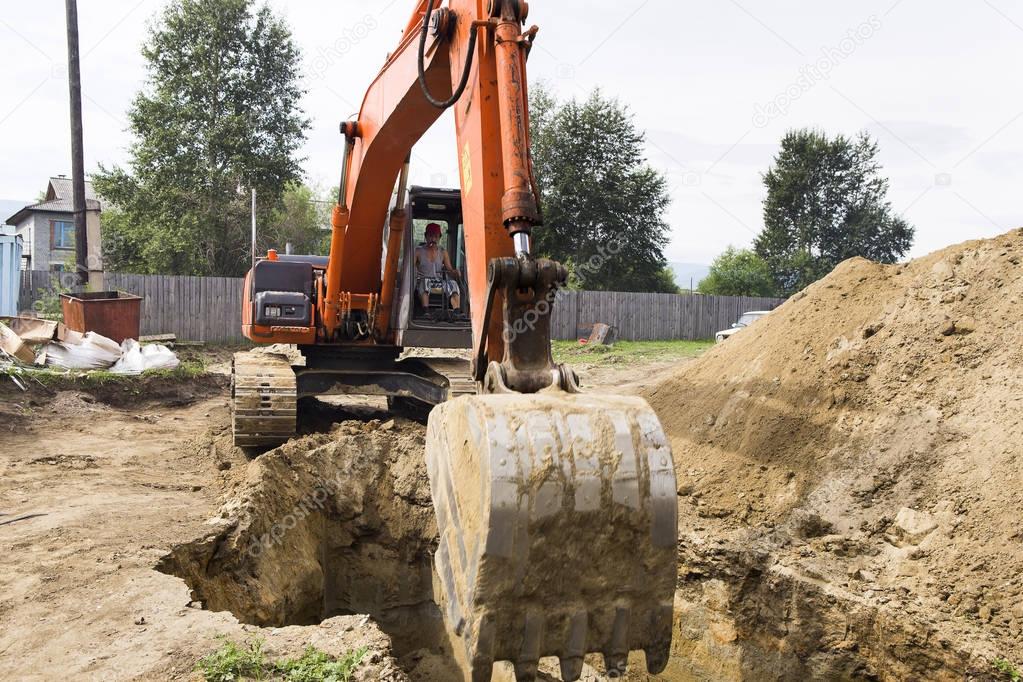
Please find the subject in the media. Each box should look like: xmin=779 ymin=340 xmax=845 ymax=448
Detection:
xmin=645 ymin=229 xmax=1023 ymax=680
xmin=0 ymin=371 xmax=226 ymax=408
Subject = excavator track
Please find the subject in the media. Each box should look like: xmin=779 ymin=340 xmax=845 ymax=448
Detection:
xmin=419 ymin=357 xmax=477 ymax=399
xmin=427 ymin=391 xmax=678 ymax=681
xmin=231 ymin=352 xmax=298 ymax=448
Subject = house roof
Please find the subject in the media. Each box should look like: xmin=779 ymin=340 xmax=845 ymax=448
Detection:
xmin=5 ymin=176 xmax=101 ymax=226
xmin=0 ymin=200 xmax=27 ymax=223
xmin=47 ymin=175 xmax=98 ymax=202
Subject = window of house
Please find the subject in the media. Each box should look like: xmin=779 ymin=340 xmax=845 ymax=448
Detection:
xmin=52 ymin=220 xmax=75 ymax=249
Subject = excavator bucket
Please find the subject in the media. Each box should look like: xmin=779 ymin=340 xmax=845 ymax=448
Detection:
xmin=426 ymin=391 xmax=678 ymax=682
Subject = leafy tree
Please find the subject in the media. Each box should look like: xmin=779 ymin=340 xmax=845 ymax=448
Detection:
xmin=699 ymin=247 xmax=777 ymax=297
xmin=755 ymin=129 xmax=914 ymax=295
xmin=260 ymin=183 xmax=331 ymax=257
xmin=651 ymin=266 xmax=681 ymax=294
xmin=529 ymin=84 xmax=675 ymax=293
xmin=94 ymin=0 xmax=308 ymax=276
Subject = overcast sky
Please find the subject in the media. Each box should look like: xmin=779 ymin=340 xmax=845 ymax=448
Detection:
xmin=2 ymin=0 xmax=1021 ymax=264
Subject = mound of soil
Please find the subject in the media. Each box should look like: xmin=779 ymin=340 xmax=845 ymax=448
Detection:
xmin=645 ymin=230 xmax=1023 ymax=679
xmin=0 ymin=371 xmax=226 ymax=408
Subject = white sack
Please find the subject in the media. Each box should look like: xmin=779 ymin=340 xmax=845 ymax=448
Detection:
xmin=110 ymin=339 xmax=179 ymax=374
xmin=43 ymin=331 xmax=123 ymax=370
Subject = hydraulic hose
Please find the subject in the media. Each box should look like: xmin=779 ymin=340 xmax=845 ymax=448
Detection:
xmin=418 ymin=0 xmax=478 ymax=109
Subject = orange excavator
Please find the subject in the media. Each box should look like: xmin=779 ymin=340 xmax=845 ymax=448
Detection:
xmin=233 ymin=1 xmax=678 ymax=679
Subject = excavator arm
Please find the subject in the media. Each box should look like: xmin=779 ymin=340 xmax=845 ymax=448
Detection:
xmin=317 ymin=2 xmax=679 ymax=679
xmin=322 ymin=0 xmax=540 ymax=376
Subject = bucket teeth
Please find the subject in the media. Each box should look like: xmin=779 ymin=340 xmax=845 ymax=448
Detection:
xmin=470 ymin=664 xmax=493 ymax=682
xmin=604 ymin=654 xmax=630 ymax=678
xmin=565 ymin=610 xmax=588 ymax=659
xmin=644 ymin=645 xmax=671 ymax=675
xmin=559 ymin=657 xmax=584 ymax=681
xmin=513 ymin=661 xmax=538 ymax=681
xmin=602 ymin=606 xmax=632 ymax=676
xmin=610 ymin=606 xmax=631 ymax=653
xmin=426 ymin=392 xmax=679 ymax=679
xmin=466 ymin=615 xmax=496 ymax=682
xmin=645 ymin=603 xmax=675 ymax=674
xmin=514 ymin=611 xmax=543 ymax=681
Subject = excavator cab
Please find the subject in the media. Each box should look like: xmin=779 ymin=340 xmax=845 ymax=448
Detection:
xmin=393 ymin=186 xmax=472 ymax=349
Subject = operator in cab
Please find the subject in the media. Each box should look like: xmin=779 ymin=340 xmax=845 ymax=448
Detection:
xmin=415 ymin=222 xmax=461 ymax=313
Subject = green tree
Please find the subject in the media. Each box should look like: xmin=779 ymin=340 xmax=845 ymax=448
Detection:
xmin=260 ymin=183 xmax=331 ymax=257
xmin=699 ymin=247 xmax=777 ymax=297
xmin=529 ymin=84 xmax=675 ymax=293
xmin=755 ymin=129 xmax=914 ymax=295
xmin=651 ymin=266 xmax=681 ymax=294
xmin=94 ymin=0 xmax=308 ymax=276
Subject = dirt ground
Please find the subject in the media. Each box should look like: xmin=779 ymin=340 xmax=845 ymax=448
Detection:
xmin=4 ymin=232 xmax=1020 ymax=682
xmin=0 ymin=355 xmax=677 ymax=681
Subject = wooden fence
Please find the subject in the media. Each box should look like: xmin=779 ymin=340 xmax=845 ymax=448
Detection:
xmin=550 ymin=290 xmax=787 ymax=342
xmin=19 ymin=270 xmax=245 ymax=344
xmin=17 ymin=270 xmax=54 ymax=315
xmin=105 ymin=273 xmax=245 ymax=344
xmin=18 ymin=270 xmax=787 ymax=343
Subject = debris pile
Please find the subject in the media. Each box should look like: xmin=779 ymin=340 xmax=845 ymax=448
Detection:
xmin=645 ymin=229 xmax=1023 ymax=679
xmin=0 ymin=315 xmax=178 ymax=383
xmin=0 ymin=317 xmax=57 ymax=364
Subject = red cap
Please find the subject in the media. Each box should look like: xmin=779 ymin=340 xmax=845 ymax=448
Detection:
xmin=426 ymin=222 xmax=442 ymax=237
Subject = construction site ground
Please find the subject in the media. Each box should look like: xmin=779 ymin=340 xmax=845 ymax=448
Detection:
xmin=0 ymin=344 xmax=694 ymax=681
xmin=2 ymin=230 xmax=1021 ymax=682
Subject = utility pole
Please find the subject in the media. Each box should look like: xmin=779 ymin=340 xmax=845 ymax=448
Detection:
xmin=251 ymin=188 xmax=258 ymax=270
xmin=65 ymin=0 xmax=89 ymax=287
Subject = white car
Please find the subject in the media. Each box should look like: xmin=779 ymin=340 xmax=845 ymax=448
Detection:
xmin=715 ymin=310 xmax=771 ymax=343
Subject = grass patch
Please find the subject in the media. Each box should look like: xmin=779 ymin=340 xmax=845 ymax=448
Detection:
xmin=552 ymin=339 xmax=713 ymax=367
xmin=274 ymin=646 xmax=366 ymax=682
xmin=197 ymin=638 xmax=366 ymax=682
xmin=12 ymin=359 xmax=207 ymax=389
xmin=197 ymin=638 xmax=267 ymax=682
xmin=1 ymin=357 xmax=217 ymax=404
xmin=995 ymin=658 xmax=1022 ymax=682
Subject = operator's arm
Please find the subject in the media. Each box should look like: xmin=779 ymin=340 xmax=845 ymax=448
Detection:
xmin=443 ymin=249 xmax=460 ymax=280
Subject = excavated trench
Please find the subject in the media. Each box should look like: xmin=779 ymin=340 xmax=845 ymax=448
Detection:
xmin=157 ymin=413 xmax=463 ymax=678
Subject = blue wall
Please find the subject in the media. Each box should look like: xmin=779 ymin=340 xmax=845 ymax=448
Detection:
xmin=0 ymin=235 xmax=23 ymax=316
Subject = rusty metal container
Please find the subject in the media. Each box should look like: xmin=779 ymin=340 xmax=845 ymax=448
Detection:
xmin=60 ymin=291 xmax=142 ymax=343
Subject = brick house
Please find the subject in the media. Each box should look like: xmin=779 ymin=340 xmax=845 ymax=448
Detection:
xmin=5 ymin=176 xmax=102 ymax=274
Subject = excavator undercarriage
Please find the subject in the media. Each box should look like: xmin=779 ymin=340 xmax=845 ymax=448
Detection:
xmin=232 ymin=347 xmax=476 ymax=447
